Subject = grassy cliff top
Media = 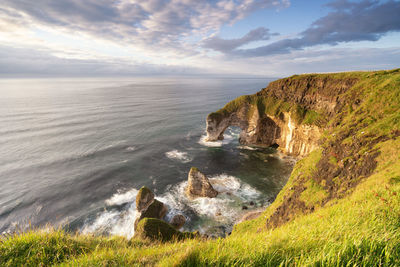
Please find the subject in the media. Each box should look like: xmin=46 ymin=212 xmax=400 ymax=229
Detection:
xmin=209 ymin=68 xmax=400 ymax=127
xmin=2 ymin=69 xmax=400 ymax=266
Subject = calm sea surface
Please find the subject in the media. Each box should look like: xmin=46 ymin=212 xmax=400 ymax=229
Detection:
xmin=0 ymin=77 xmax=294 ymax=237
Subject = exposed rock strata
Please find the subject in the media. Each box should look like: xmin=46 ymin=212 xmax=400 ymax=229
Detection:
xmin=206 ymin=76 xmax=358 ymax=157
xmin=186 ymin=167 xmax=218 ymax=198
xmin=207 ymin=109 xmax=321 ymax=157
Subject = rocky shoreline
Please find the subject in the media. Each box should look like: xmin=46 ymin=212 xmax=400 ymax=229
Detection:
xmin=133 ymin=75 xmax=362 ymax=240
xmin=133 ymin=163 xmax=286 ymax=240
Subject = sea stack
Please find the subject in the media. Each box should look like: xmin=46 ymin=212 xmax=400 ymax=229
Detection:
xmin=134 ymin=186 xmax=168 ymax=228
xmin=186 ymin=167 xmax=218 ymax=198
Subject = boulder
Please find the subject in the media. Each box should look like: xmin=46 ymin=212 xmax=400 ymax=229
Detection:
xmin=134 ymin=218 xmax=182 ymax=242
xmin=186 ymin=167 xmax=218 ymax=199
xmin=134 ymin=218 xmax=199 ymax=242
xmin=170 ymin=214 xmax=186 ymax=229
xmin=136 ymin=186 xmax=155 ymax=212
xmin=134 ymin=187 xmax=168 ymax=229
xmin=135 ymin=199 xmax=168 ymax=228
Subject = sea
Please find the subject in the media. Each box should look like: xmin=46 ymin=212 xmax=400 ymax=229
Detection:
xmin=0 ymin=77 xmax=295 ymax=238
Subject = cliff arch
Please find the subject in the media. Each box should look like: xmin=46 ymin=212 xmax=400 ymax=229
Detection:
xmin=206 ymin=104 xmax=321 ymax=157
xmin=206 ymin=106 xmax=283 ymax=148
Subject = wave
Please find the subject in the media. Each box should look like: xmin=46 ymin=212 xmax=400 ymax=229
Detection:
xmin=80 ymin=174 xmax=263 ymax=238
xmin=82 ymin=188 xmax=140 ymax=239
xmin=165 ymin=150 xmax=192 ymax=163
xmin=105 ymin=188 xmax=139 ymax=206
xmin=81 ymin=203 xmax=136 ymax=239
xmin=238 ymin=145 xmax=258 ymax=151
xmin=159 ymin=174 xmax=262 ymax=232
xmin=198 ymin=134 xmax=235 ymax=147
xmin=198 ymin=127 xmax=240 ymax=148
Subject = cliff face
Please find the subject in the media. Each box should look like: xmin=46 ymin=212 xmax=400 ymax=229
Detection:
xmin=231 ymin=69 xmax=400 ymax=231
xmin=206 ymin=75 xmax=358 ymax=157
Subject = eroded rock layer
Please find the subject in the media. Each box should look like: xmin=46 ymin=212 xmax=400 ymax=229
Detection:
xmin=206 ymin=75 xmax=359 ymax=157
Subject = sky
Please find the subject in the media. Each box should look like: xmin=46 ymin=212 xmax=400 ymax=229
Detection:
xmin=0 ymin=0 xmax=399 ymax=77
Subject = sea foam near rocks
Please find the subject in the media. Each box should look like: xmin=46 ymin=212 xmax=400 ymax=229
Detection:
xmin=105 ymin=188 xmax=139 ymax=206
xmin=81 ymin=173 xmax=263 ymax=238
xmin=81 ymin=202 xmax=137 ymax=239
xmin=159 ymin=174 xmax=262 ymax=228
xmin=165 ymin=150 xmax=192 ymax=163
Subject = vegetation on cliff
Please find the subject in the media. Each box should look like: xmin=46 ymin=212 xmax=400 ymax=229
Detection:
xmin=1 ymin=69 xmax=400 ymax=266
xmin=208 ymin=93 xmax=326 ymax=127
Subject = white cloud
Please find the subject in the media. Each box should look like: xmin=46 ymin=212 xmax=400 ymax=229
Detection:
xmin=0 ymin=0 xmax=399 ymax=77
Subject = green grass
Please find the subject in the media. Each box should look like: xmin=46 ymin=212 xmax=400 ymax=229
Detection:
xmin=2 ymin=69 xmax=400 ymax=266
xmin=299 ymin=179 xmax=328 ymax=207
xmin=210 ymin=93 xmax=326 ymax=126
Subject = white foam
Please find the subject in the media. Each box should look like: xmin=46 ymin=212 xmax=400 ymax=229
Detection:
xmin=126 ymin=146 xmax=136 ymax=151
xmin=82 ymin=173 xmax=263 ymax=238
xmin=198 ymin=135 xmax=223 ymax=147
xmin=105 ymin=140 xmax=126 ymax=149
xmin=105 ymin=188 xmax=138 ymax=206
xmin=159 ymin=174 xmax=262 ymax=225
xmin=82 ymin=188 xmax=140 ymax=239
xmin=238 ymin=145 xmax=258 ymax=151
xmin=209 ymin=174 xmax=260 ymax=200
xmin=165 ymin=150 xmax=192 ymax=163
xmin=198 ymin=132 xmax=236 ymax=147
xmin=81 ymin=203 xmax=137 ymax=239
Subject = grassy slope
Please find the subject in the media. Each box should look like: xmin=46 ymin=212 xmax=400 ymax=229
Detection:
xmin=1 ymin=69 xmax=400 ymax=266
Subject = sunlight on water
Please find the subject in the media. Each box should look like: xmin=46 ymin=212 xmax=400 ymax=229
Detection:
xmin=0 ymin=77 xmax=293 ymax=236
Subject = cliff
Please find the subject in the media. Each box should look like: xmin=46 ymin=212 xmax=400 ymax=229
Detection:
xmin=206 ymin=74 xmax=359 ymax=156
xmin=209 ymin=69 xmax=400 ymax=229
xmin=2 ymin=69 xmax=400 ymax=266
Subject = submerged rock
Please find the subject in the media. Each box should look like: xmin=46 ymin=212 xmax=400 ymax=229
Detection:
xmin=186 ymin=167 xmax=218 ymax=199
xmin=170 ymin=214 xmax=186 ymax=229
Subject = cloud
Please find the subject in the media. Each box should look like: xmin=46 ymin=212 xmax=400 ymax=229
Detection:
xmin=2 ymin=44 xmax=399 ymax=78
xmin=203 ymin=27 xmax=278 ymax=52
xmin=0 ymin=45 xmax=209 ymax=77
xmin=0 ymin=0 xmax=289 ymax=55
xmin=218 ymin=0 xmax=400 ymax=57
xmin=207 ymin=46 xmax=400 ymax=76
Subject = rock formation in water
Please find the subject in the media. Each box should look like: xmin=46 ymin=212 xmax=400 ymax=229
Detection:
xmin=170 ymin=214 xmax=186 ymax=229
xmin=136 ymin=186 xmax=155 ymax=212
xmin=206 ymin=76 xmax=359 ymax=157
xmin=134 ymin=186 xmax=168 ymax=228
xmin=186 ymin=167 xmax=218 ymax=198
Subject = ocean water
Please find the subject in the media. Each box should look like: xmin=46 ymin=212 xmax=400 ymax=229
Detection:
xmin=0 ymin=77 xmax=294 ymax=237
